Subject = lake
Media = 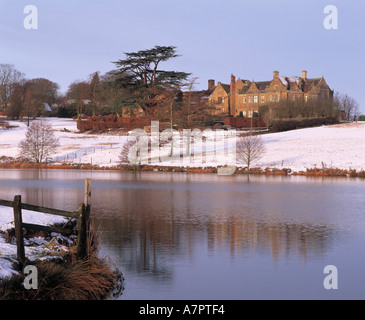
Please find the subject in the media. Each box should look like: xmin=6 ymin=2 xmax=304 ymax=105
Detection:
xmin=0 ymin=169 xmax=365 ymax=300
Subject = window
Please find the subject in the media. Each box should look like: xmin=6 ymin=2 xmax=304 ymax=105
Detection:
xmin=248 ymin=96 xmax=253 ymax=103
xmin=305 ymin=95 xmax=308 ymax=103
xmin=254 ymin=96 xmax=258 ymax=103
xmin=243 ymin=96 xmax=247 ymax=104
xmin=270 ymin=94 xmax=280 ymax=102
xmin=217 ymin=97 xmax=222 ymax=104
xmin=261 ymin=96 xmax=265 ymax=103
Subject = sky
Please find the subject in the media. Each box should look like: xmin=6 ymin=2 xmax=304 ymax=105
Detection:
xmin=0 ymin=0 xmax=364 ymax=113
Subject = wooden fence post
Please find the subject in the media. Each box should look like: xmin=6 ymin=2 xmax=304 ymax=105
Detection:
xmin=76 ymin=203 xmax=88 ymax=259
xmin=13 ymin=195 xmax=26 ymax=267
xmin=84 ymin=178 xmax=92 ymax=208
xmin=77 ymin=178 xmax=92 ymax=259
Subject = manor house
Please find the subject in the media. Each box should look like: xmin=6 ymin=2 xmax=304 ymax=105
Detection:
xmin=208 ymin=70 xmax=334 ymax=117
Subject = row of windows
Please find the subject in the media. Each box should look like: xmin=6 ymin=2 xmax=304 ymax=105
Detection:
xmin=241 ymin=94 xmax=313 ymax=104
xmin=242 ymin=95 xmax=280 ymax=104
xmin=215 ymin=94 xmax=313 ymax=105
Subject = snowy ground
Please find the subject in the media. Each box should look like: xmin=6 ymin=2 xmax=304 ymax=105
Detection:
xmin=1 ymin=117 xmax=365 ymax=278
xmin=258 ymin=122 xmax=365 ymax=172
xmin=0 ymin=117 xmax=365 ymax=172
xmin=0 ymin=206 xmax=70 ymax=278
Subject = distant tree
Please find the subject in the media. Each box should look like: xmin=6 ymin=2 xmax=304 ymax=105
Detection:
xmin=334 ymin=92 xmax=359 ymax=121
xmin=112 ymin=46 xmax=190 ymax=116
xmin=0 ymin=64 xmax=24 ymax=111
xmin=67 ymin=80 xmax=91 ymax=119
xmin=99 ymin=70 xmax=133 ymax=117
xmin=89 ymin=72 xmax=101 ymax=116
xmin=183 ymin=77 xmax=199 ymax=128
xmin=236 ymin=132 xmax=266 ymax=171
xmin=19 ymin=120 xmax=60 ymax=163
xmin=21 ymin=78 xmax=60 ymax=119
xmin=7 ymin=79 xmax=28 ymax=119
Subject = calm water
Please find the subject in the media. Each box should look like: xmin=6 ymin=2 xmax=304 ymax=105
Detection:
xmin=0 ymin=169 xmax=365 ymax=300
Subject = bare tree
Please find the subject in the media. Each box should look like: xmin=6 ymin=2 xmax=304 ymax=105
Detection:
xmin=19 ymin=120 xmax=60 ymax=163
xmin=67 ymin=80 xmax=91 ymax=119
xmin=119 ymin=135 xmax=148 ymax=170
xmin=236 ymin=132 xmax=266 ymax=170
xmin=334 ymin=92 xmax=359 ymax=121
xmin=0 ymin=64 xmax=24 ymax=111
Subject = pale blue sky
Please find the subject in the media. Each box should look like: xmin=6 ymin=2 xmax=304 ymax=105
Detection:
xmin=0 ymin=0 xmax=364 ymax=113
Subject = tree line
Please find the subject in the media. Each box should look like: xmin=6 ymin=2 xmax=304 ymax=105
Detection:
xmin=0 ymin=46 xmax=215 ymax=128
xmin=257 ymin=93 xmax=360 ymax=126
xmin=0 ymin=45 xmax=361 ymax=127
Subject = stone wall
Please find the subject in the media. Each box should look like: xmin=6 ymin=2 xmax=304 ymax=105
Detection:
xmin=224 ymin=117 xmax=267 ymax=128
xmin=77 ymin=115 xmax=153 ymax=132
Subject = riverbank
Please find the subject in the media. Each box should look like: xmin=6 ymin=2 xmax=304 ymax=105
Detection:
xmin=0 ymin=205 xmax=123 ymax=300
xmin=1 ymin=161 xmax=365 ymax=178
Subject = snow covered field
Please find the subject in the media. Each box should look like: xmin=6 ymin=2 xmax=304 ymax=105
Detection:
xmin=0 ymin=117 xmax=365 ymax=172
xmin=1 ymin=117 xmax=365 ymax=278
xmin=259 ymin=122 xmax=365 ymax=172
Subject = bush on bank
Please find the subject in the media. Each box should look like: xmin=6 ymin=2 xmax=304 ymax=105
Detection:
xmin=0 ymin=223 xmax=124 ymax=300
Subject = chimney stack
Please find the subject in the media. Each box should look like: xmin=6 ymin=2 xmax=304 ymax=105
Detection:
xmin=302 ymin=70 xmax=307 ymax=80
xmin=273 ymin=70 xmax=279 ymax=78
xmin=208 ymin=79 xmax=215 ymax=90
xmin=231 ymin=74 xmax=236 ymax=84
xmin=230 ymin=74 xmax=236 ymax=116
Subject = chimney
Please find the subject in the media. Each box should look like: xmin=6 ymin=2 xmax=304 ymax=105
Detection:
xmin=231 ymin=74 xmax=236 ymax=84
xmin=273 ymin=70 xmax=279 ymax=78
xmin=208 ymin=79 xmax=215 ymax=90
xmin=302 ymin=70 xmax=307 ymax=80
xmin=230 ymin=74 xmax=236 ymax=93
xmin=230 ymin=74 xmax=236 ymax=116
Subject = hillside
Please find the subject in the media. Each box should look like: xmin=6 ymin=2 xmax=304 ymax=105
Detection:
xmin=0 ymin=118 xmax=365 ymax=172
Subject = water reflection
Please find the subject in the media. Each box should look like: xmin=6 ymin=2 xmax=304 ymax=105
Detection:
xmin=0 ymin=170 xmax=364 ymax=299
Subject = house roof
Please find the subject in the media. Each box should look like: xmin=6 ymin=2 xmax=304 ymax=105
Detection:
xmin=220 ymin=83 xmax=231 ymax=94
xmin=43 ymin=103 xmax=52 ymax=112
xmin=212 ymin=73 xmax=329 ymax=97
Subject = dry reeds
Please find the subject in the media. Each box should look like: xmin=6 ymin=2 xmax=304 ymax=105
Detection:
xmin=0 ymin=222 xmax=124 ymax=300
xmin=0 ymin=255 xmax=123 ymax=300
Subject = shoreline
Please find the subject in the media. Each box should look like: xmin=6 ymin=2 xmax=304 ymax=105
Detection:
xmin=0 ymin=214 xmax=123 ymax=300
xmin=0 ymin=162 xmax=364 ymax=178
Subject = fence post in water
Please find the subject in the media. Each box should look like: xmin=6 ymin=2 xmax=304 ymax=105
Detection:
xmin=77 ymin=178 xmax=92 ymax=259
xmin=13 ymin=195 xmax=26 ymax=267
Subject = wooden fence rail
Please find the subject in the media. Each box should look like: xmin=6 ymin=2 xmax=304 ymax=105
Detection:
xmin=0 ymin=178 xmax=91 ymax=267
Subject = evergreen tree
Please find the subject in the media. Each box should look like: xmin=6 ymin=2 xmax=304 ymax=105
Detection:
xmin=112 ymin=46 xmax=190 ymax=116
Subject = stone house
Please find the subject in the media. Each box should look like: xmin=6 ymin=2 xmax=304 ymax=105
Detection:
xmin=209 ymin=70 xmax=334 ymax=117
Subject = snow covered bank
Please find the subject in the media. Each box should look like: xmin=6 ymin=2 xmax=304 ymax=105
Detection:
xmin=0 ymin=205 xmax=69 ymax=278
xmin=1 ymin=118 xmax=365 ymax=172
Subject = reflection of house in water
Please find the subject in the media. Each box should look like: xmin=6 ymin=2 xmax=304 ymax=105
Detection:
xmin=89 ymin=176 xmax=338 ymax=277
xmin=206 ymin=218 xmax=333 ymax=262
xmin=1 ymin=171 xmax=340 ymax=284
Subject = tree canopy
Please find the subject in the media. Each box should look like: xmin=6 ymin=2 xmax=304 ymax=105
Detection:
xmin=111 ymin=46 xmax=190 ymax=116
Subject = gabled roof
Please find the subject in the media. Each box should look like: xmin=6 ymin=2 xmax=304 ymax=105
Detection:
xmin=219 ymin=83 xmax=231 ymax=94
xmin=255 ymin=81 xmax=271 ymax=91
xmin=302 ymin=77 xmax=326 ymax=92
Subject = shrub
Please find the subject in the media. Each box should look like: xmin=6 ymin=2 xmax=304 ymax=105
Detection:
xmin=270 ymin=116 xmax=338 ymax=133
